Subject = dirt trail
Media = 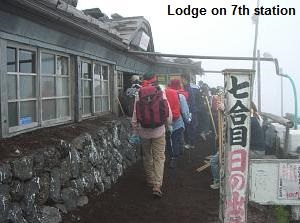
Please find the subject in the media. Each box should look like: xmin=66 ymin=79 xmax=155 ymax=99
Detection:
xmin=63 ymin=140 xmax=272 ymax=223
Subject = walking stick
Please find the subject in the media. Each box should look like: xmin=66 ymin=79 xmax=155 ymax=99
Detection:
xmin=205 ymin=96 xmax=217 ymax=137
xmin=218 ymin=109 xmax=223 ymax=164
xmin=116 ymin=97 xmax=126 ymax=117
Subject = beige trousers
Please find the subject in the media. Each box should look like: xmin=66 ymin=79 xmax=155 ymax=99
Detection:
xmin=141 ymin=134 xmax=166 ymax=187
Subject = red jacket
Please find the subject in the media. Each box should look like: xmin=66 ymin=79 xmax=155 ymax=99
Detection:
xmin=165 ymin=88 xmax=181 ymax=121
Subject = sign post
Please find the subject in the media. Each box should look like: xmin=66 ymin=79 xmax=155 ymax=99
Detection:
xmin=220 ymin=69 xmax=253 ymax=223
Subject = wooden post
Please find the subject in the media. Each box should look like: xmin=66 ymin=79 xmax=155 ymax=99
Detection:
xmin=220 ymin=69 xmax=252 ymax=223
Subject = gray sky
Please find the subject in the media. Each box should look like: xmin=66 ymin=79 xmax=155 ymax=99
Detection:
xmin=78 ymin=0 xmax=300 ymax=117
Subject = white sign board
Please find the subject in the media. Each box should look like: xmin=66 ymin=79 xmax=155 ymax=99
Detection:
xmin=278 ymin=163 xmax=300 ymax=200
xmin=139 ymin=32 xmax=150 ymax=51
xmin=249 ymin=159 xmax=300 ymax=205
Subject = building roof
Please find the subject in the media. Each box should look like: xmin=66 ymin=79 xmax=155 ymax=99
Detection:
xmin=108 ymin=16 xmax=155 ymax=52
xmin=4 ymin=0 xmax=202 ymax=73
xmin=11 ymin=0 xmax=155 ymax=52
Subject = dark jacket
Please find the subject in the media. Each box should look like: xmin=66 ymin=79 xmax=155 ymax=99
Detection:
xmin=250 ymin=116 xmax=265 ymax=151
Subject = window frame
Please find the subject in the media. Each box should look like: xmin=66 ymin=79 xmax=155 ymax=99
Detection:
xmin=80 ymin=59 xmax=93 ymax=117
xmin=6 ymin=44 xmax=39 ymax=133
xmin=39 ymin=49 xmax=72 ymax=126
xmin=94 ymin=62 xmax=110 ymax=114
xmin=80 ymin=58 xmax=111 ymax=118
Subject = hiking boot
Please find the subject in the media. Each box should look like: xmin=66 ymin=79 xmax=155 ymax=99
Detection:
xmin=200 ymin=133 xmax=207 ymax=141
xmin=210 ymin=182 xmax=220 ymax=190
xmin=184 ymin=144 xmax=191 ymax=149
xmin=169 ymin=159 xmax=176 ymax=168
xmin=152 ymin=185 xmax=163 ymax=198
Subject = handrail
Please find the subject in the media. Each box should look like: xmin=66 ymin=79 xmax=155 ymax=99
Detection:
xmin=261 ymin=112 xmax=293 ymax=128
xmin=127 ymin=51 xmax=298 ymax=126
xmin=280 ymin=74 xmax=298 ymax=130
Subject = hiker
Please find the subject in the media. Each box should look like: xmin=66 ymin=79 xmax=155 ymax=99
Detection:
xmin=131 ymin=72 xmax=172 ymax=198
xmin=209 ymin=100 xmax=266 ymax=190
xmin=182 ymin=74 xmax=201 ymax=149
xmin=198 ymin=83 xmax=212 ymax=141
xmin=123 ymin=75 xmax=141 ymax=117
xmin=210 ymin=153 xmax=220 ymax=189
xmin=250 ymin=101 xmax=265 ymax=158
xmin=165 ymin=79 xmax=191 ymax=168
xmin=209 ymin=95 xmax=223 ymax=190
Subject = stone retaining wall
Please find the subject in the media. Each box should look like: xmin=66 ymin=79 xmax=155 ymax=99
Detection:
xmin=0 ymin=119 xmax=139 ymax=223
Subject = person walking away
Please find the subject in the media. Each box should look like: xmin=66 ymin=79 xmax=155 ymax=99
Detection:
xmin=131 ymin=73 xmax=172 ymax=198
xmin=182 ymin=74 xmax=201 ymax=149
xmin=250 ymin=101 xmax=265 ymax=158
xmin=169 ymin=79 xmax=191 ymax=153
xmin=209 ymin=94 xmax=223 ymax=189
xmin=209 ymin=100 xmax=265 ymax=190
xmin=123 ymin=75 xmax=141 ymax=117
xmin=198 ymin=83 xmax=212 ymax=141
xmin=165 ymin=79 xmax=191 ymax=168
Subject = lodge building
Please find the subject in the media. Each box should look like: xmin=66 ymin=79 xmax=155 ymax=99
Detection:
xmin=0 ymin=0 xmax=201 ymax=138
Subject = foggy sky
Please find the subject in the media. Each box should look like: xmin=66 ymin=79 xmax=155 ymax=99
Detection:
xmin=77 ymin=0 xmax=300 ymax=117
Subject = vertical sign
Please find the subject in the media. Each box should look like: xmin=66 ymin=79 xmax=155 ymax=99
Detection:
xmin=222 ymin=69 xmax=252 ymax=223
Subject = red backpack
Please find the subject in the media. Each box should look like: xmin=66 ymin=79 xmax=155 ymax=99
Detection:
xmin=165 ymin=88 xmax=181 ymax=121
xmin=136 ymin=86 xmax=169 ymax=128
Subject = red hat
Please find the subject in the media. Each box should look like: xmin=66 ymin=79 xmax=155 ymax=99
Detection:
xmin=169 ymin=79 xmax=181 ymax=90
xmin=142 ymin=76 xmax=157 ymax=87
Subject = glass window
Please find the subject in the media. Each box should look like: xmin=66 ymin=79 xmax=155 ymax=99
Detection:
xmin=81 ymin=61 xmax=110 ymax=116
xmin=102 ymin=81 xmax=109 ymax=95
xmin=57 ymin=78 xmax=69 ymax=96
xmin=83 ymin=98 xmax=92 ymax=115
xmin=82 ymin=62 xmax=91 ymax=79
xmin=20 ymin=101 xmax=36 ymax=124
xmin=42 ymin=99 xmax=56 ymax=121
xmin=20 ymin=76 xmax=36 ymax=99
xmin=19 ymin=50 xmax=36 ymax=73
xmin=42 ymin=77 xmax=55 ymax=97
xmin=57 ymin=98 xmax=69 ymax=118
xmin=102 ymin=96 xmax=109 ymax=112
xmin=102 ymin=66 xmax=108 ymax=80
xmin=94 ymin=80 xmax=101 ymax=95
xmin=8 ymin=102 xmax=18 ymax=127
xmin=83 ymin=80 xmax=92 ymax=97
xmin=40 ymin=52 xmax=70 ymax=123
xmin=117 ymin=72 xmax=123 ymax=89
xmin=7 ymin=75 xmax=17 ymax=100
xmin=95 ymin=97 xmax=102 ymax=112
xmin=7 ymin=47 xmax=38 ymax=131
xmin=94 ymin=64 xmax=101 ymax=75
xmin=41 ymin=53 xmax=55 ymax=74
xmin=57 ymin=56 xmax=68 ymax=75
xmin=7 ymin=47 xmax=17 ymax=72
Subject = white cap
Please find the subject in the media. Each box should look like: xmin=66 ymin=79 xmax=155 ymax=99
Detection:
xmin=131 ymin=75 xmax=140 ymax=82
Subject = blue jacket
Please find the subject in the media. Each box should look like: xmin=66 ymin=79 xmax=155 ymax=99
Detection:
xmin=186 ymin=83 xmax=201 ymax=113
xmin=172 ymin=94 xmax=191 ymax=131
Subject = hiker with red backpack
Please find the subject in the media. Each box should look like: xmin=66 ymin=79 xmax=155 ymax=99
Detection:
xmin=131 ymin=72 xmax=172 ymax=198
xmin=165 ymin=79 xmax=191 ymax=168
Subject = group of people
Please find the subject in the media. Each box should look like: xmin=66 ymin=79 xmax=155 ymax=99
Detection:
xmin=123 ymin=72 xmax=266 ymax=198
xmin=209 ymin=100 xmax=266 ymax=190
xmin=125 ymin=72 xmax=213 ymax=198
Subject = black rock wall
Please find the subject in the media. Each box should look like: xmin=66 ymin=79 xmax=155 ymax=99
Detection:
xmin=0 ymin=119 xmax=139 ymax=223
